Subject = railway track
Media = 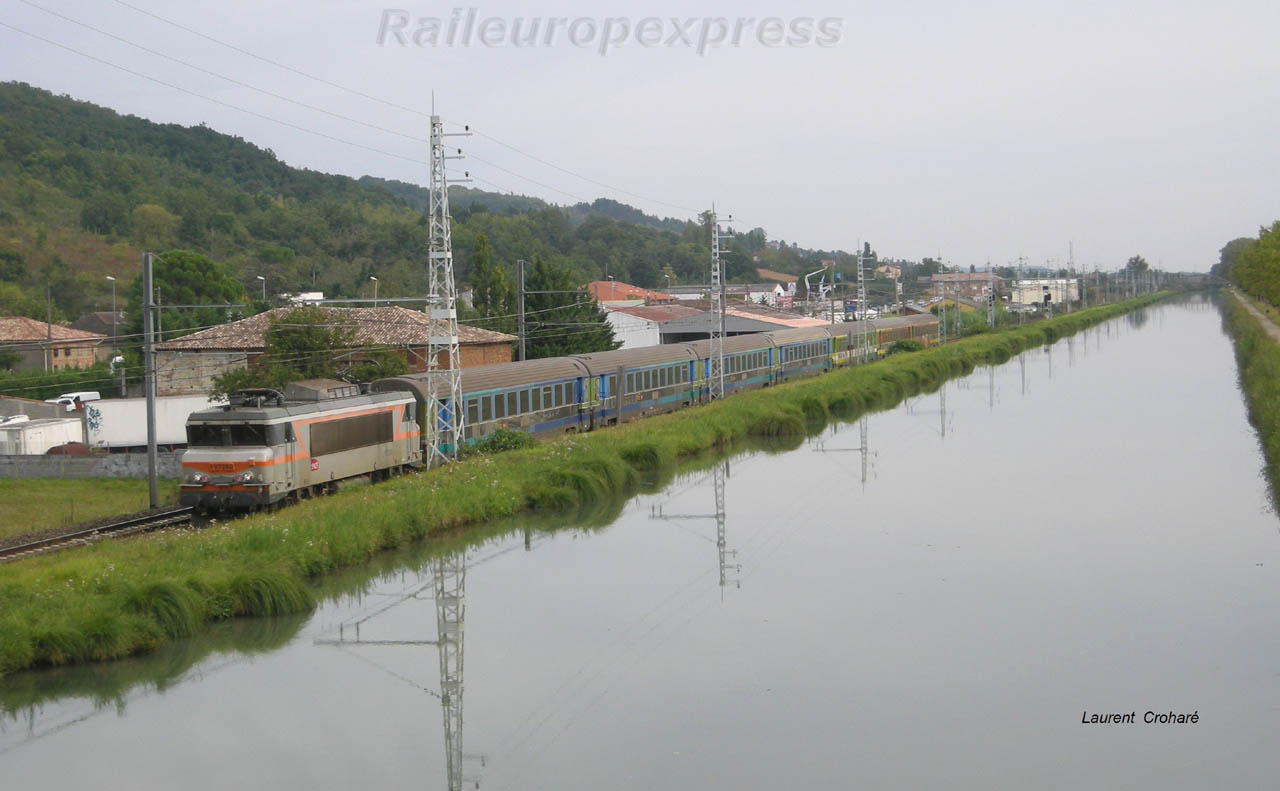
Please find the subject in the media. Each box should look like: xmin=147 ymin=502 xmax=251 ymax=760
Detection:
xmin=0 ymin=506 xmax=194 ymax=564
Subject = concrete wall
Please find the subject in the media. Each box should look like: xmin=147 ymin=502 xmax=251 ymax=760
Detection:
xmin=0 ymin=396 xmax=65 ymax=419
xmin=156 ymin=351 xmax=250 ymax=396
xmin=0 ymin=451 xmax=184 ymax=479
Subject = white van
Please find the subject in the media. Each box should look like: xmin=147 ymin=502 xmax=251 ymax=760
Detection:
xmin=45 ymin=391 xmax=102 ymax=412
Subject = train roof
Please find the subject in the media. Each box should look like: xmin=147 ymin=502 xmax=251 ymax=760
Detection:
xmin=572 ymin=344 xmax=697 ymax=375
xmin=373 ymin=357 xmax=589 ymax=401
xmin=683 ymin=333 xmax=777 ymax=357
xmin=767 ymin=326 xmax=834 ymax=345
xmin=187 ymin=390 xmax=409 ymax=422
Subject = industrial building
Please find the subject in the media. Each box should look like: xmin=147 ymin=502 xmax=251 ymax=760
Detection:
xmin=1010 ymin=279 xmax=1080 ymax=306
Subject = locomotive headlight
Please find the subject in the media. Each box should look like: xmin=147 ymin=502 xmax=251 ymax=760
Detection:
xmin=237 ymin=470 xmax=261 ymax=484
xmin=185 ymin=471 xmax=209 ymax=484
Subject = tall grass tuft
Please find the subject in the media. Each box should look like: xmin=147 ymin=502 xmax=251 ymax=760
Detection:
xmin=125 ymin=581 xmax=206 ymax=639
xmin=228 ymin=572 xmax=314 ymax=617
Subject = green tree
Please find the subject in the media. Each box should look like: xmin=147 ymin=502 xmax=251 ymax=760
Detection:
xmin=130 ymin=203 xmax=179 ymax=247
xmin=1231 ymin=222 xmax=1280 ymax=305
xmin=0 ymin=250 xmax=26 ymax=282
xmin=523 ymin=255 xmax=618 ymax=359
xmin=126 ymin=250 xmax=249 ymax=342
xmin=1215 ymin=237 xmax=1254 ymax=280
xmin=1125 ymin=255 xmax=1150 ymax=274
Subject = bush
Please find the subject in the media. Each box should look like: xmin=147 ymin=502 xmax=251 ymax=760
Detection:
xmin=887 ymin=339 xmax=924 ymax=354
xmin=460 ymin=427 xmax=538 ymax=457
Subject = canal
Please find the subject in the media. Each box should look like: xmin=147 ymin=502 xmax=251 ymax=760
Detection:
xmin=4 ymin=295 xmax=1278 ymax=789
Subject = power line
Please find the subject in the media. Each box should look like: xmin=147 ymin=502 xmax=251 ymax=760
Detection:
xmin=20 ymin=0 xmax=432 ymax=147
xmin=109 ymin=0 xmax=432 ymax=118
xmin=107 ymin=0 xmax=699 ymax=217
xmin=0 ymin=21 xmax=433 ymax=169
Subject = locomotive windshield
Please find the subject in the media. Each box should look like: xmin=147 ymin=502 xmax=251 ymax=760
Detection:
xmin=186 ymin=423 xmax=289 ymax=446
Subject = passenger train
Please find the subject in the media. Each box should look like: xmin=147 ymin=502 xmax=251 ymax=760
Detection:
xmin=180 ymin=314 xmax=937 ymax=517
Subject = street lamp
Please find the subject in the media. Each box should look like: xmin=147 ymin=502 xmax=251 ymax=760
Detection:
xmin=256 ymin=275 xmax=266 ymax=302
xmin=105 ymin=276 xmax=116 ymax=353
xmin=370 ymin=275 xmax=378 ymax=307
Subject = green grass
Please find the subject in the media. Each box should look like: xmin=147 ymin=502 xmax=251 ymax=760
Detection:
xmin=0 ymin=292 xmax=1171 ymax=677
xmin=0 ymin=478 xmax=180 ymax=542
xmin=1224 ymin=292 xmax=1280 ymax=503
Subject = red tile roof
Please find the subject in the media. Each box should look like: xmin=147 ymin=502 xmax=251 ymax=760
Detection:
xmin=0 ymin=316 xmax=105 ymax=342
xmin=155 ymin=306 xmax=514 ymax=351
xmin=587 ymin=281 xmax=676 ymax=303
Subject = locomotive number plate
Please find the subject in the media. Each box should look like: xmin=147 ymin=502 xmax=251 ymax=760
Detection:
xmin=209 ymin=463 xmax=234 ymax=472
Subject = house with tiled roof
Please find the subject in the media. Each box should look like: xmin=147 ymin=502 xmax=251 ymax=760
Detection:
xmin=152 ymin=307 xmax=515 ymax=396
xmin=0 ymin=316 xmax=105 ymax=372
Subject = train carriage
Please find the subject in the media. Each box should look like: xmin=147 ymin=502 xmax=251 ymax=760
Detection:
xmin=684 ymin=334 xmax=777 ymax=396
xmin=374 ymin=357 xmax=590 ymax=442
xmin=571 ymin=344 xmax=699 ymax=426
xmin=769 ymin=327 xmax=835 ymax=381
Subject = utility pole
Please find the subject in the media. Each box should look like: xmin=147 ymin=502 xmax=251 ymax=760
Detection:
xmin=44 ymin=285 xmax=52 ymax=373
xmin=708 ymin=206 xmax=729 ymax=400
xmin=142 ymin=252 xmax=159 ymax=509
xmin=986 ymin=261 xmax=996 ymax=329
xmin=426 ymin=104 xmax=470 ymax=465
xmin=516 ymin=259 xmax=527 ymax=362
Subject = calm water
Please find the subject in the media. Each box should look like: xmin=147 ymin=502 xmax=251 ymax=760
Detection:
xmin=4 ymin=295 xmax=1279 ymax=789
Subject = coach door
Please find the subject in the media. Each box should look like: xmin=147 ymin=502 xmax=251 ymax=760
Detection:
xmin=284 ymin=422 xmax=297 ymax=490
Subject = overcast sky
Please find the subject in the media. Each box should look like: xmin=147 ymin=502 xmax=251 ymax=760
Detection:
xmin=4 ymin=0 xmax=1279 ymax=271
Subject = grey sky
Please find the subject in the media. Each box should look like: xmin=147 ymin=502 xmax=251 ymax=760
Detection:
xmin=4 ymin=0 xmax=1278 ymax=271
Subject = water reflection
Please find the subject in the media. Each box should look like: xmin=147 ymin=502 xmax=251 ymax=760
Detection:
xmin=649 ymin=460 xmax=740 ymax=594
xmin=314 ymin=550 xmax=481 ymax=791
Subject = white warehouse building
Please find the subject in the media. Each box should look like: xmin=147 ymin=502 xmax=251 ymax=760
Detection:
xmin=1010 ymin=278 xmax=1079 ymax=306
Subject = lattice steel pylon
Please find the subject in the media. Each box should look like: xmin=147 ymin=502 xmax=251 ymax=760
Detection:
xmin=426 ymin=109 xmax=469 ymax=465
xmin=435 ymin=551 xmax=467 ymax=791
xmin=856 ymin=249 xmax=873 ymax=361
xmin=708 ymin=207 xmax=729 ymax=400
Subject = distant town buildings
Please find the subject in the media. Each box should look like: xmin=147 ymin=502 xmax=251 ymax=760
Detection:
xmin=930 ymin=273 xmax=1006 ymax=299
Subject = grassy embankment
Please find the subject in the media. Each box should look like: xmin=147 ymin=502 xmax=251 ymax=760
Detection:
xmin=0 ymin=292 xmax=1170 ymax=676
xmin=1223 ymin=292 xmax=1280 ymax=501
xmin=0 ymin=479 xmax=180 ymax=543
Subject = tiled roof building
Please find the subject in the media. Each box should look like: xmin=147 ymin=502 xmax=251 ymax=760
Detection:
xmin=153 ymin=307 xmax=515 ymax=396
xmin=0 ymin=316 xmax=105 ymax=372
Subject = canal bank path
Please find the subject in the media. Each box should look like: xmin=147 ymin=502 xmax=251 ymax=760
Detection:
xmin=1232 ymin=288 xmax=1280 ymax=342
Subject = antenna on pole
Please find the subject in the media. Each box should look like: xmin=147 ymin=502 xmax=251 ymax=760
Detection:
xmin=426 ymin=106 xmax=470 ymax=465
